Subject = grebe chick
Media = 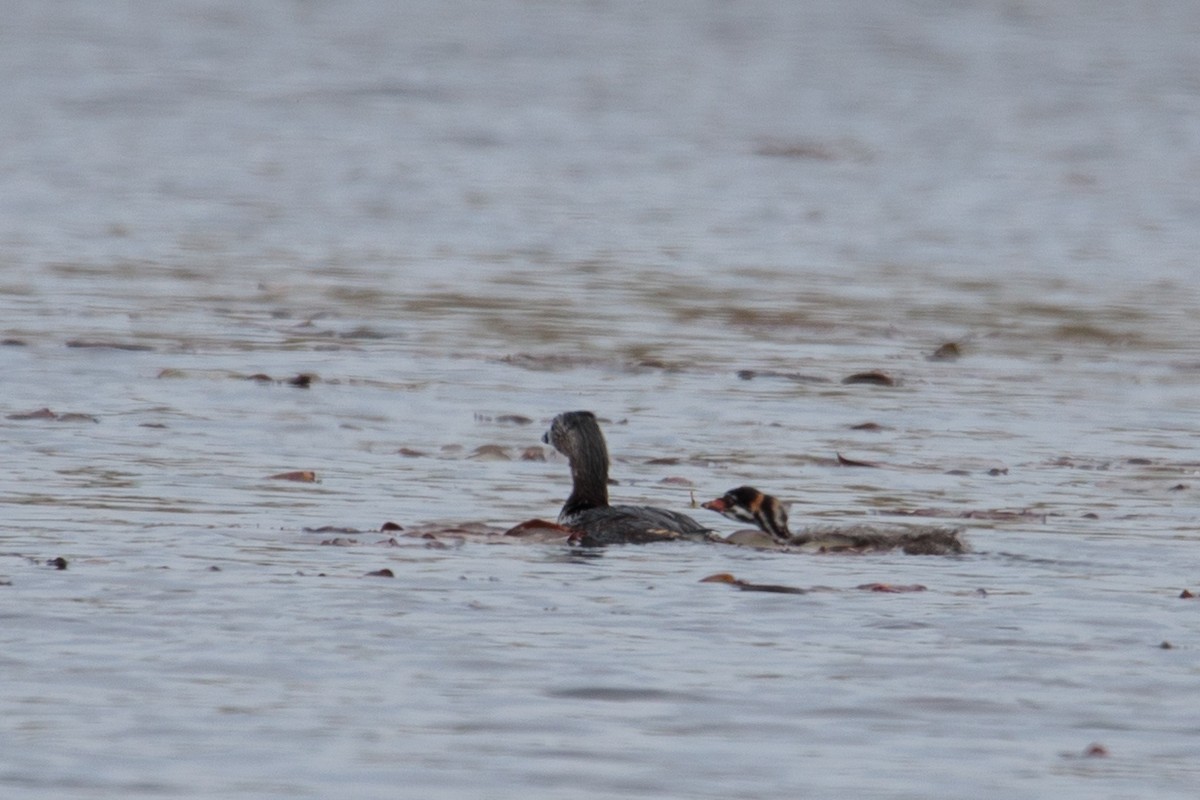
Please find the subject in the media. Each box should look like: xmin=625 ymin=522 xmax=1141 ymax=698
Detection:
xmin=703 ymin=486 xmax=967 ymax=555
xmin=702 ymin=486 xmax=791 ymax=543
xmin=542 ymin=410 xmax=712 ymax=546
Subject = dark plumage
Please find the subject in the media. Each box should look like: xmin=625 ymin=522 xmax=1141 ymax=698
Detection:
xmin=542 ymin=411 xmax=712 ymax=546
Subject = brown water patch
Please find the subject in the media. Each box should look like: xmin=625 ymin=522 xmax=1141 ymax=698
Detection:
xmin=546 ymin=687 xmax=703 ymax=703
xmin=498 ymin=352 xmax=675 ymax=374
xmin=1051 ymin=323 xmax=1142 ymax=345
xmin=753 ymin=137 xmax=872 ymax=162
xmin=722 ymin=305 xmax=838 ymax=331
xmin=473 ymin=413 xmax=534 ymax=425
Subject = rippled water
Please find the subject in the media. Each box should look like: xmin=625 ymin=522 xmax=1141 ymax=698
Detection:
xmin=3 ymin=1 xmax=1200 ymax=798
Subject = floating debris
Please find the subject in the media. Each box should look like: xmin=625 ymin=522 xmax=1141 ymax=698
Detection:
xmin=1059 ymin=743 xmax=1110 ymax=759
xmin=1045 ymin=456 xmax=1112 ymax=470
xmin=334 ymin=326 xmax=393 ymax=340
xmin=13 ymin=408 xmax=55 ymax=420
xmin=736 ymin=369 xmax=830 ymax=384
xmin=267 ymin=470 xmax=318 ymax=482
xmin=503 ymin=519 xmax=574 ymax=539
xmin=224 ymin=372 xmax=317 ymax=387
xmin=700 ymin=572 xmax=808 ymax=594
xmin=469 ymin=444 xmax=511 ymax=461
xmin=842 ymin=370 xmax=896 ymax=387
xmin=57 ymin=412 xmax=100 ymax=423
xmin=364 ymin=568 xmax=395 ymax=578
xmin=856 ymin=583 xmax=927 ymax=593
xmin=7 ymin=408 xmax=98 ymax=423
xmin=46 ymin=557 xmax=69 ymax=570
xmin=836 ymin=452 xmax=882 ymax=468
xmin=928 ymin=342 xmax=962 ymax=361
xmin=659 ymin=476 xmax=694 ymax=486
xmin=65 ymin=339 xmax=154 ymax=351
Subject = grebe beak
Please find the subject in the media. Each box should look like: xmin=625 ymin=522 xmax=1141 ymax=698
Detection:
xmin=701 ymin=497 xmax=728 ymax=512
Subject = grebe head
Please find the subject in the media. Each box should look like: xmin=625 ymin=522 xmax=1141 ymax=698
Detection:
xmin=543 ymin=411 xmax=611 ymax=513
xmin=702 ymin=486 xmax=790 ymax=542
xmin=543 ymin=411 xmax=609 ymax=467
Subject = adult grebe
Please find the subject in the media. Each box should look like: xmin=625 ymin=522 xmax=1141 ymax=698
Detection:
xmin=703 ymin=486 xmax=967 ymax=554
xmin=542 ymin=411 xmax=712 ymax=546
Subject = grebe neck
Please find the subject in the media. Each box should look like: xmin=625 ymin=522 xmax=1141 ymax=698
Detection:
xmin=563 ymin=433 xmax=610 ymax=516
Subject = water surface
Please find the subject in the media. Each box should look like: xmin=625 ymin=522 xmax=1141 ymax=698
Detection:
xmin=3 ymin=2 xmax=1200 ymax=798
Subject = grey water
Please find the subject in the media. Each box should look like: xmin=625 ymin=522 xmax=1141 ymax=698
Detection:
xmin=3 ymin=1 xmax=1200 ymax=797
